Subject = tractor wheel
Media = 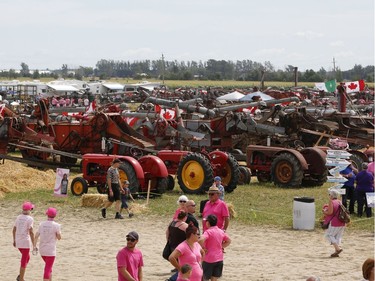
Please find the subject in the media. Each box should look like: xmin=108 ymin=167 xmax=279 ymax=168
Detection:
xmin=257 ymin=172 xmax=271 ymax=183
xmin=238 ymin=166 xmax=251 ymax=185
xmin=349 ymin=153 xmax=364 ymax=171
xmin=70 ymin=177 xmax=88 ymax=196
xmin=96 ymin=184 xmax=107 ymax=194
xmin=167 ymin=175 xmax=175 ymax=191
xmin=177 ymin=153 xmax=214 ymax=194
xmin=156 ymin=177 xmax=168 ymax=194
xmin=271 ymin=153 xmax=303 ymax=187
xmin=221 ymin=154 xmax=240 ymax=193
xmin=301 ymin=169 xmax=328 ymax=187
xmin=118 ymin=162 xmax=139 ymax=194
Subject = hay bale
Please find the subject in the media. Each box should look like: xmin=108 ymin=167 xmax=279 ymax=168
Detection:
xmin=81 ymin=194 xmax=108 ymax=208
xmin=227 ymin=202 xmax=237 ymax=219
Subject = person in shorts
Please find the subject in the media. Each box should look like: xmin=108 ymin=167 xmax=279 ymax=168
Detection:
xmin=120 ymin=180 xmax=135 ymax=218
xmin=101 ymin=158 xmax=123 ymax=219
xmin=199 ymin=214 xmax=231 ymax=281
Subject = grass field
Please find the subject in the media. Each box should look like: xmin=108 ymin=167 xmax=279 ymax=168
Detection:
xmin=3 ymin=180 xmax=373 ymax=232
xmin=2 ymin=77 xmax=373 ymax=89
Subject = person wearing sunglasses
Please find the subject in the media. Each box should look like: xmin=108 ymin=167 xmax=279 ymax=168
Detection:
xmin=202 ymin=186 xmax=230 ymax=233
xmin=169 ymin=224 xmax=205 ymax=281
xmin=172 ymin=195 xmax=189 ymax=220
xmin=117 ymin=231 xmax=143 ymax=281
xmin=185 ymin=200 xmax=200 ymax=231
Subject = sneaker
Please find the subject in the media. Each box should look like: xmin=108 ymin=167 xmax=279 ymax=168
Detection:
xmin=115 ymin=214 xmax=124 ymax=219
xmin=101 ymin=208 xmax=106 ymax=218
xmin=129 ymin=213 xmax=134 ymax=218
xmin=16 ymin=275 xmax=20 ymax=281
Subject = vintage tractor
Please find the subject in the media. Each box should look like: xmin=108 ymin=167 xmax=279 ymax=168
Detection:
xmin=70 ymin=153 xmax=168 ymax=196
xmin=157 ymin=149 xmax=239 ymax=194
xmin=246 ymin=145 xmax=328 ymax=187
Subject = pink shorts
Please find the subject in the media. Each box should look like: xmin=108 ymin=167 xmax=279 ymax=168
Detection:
xmin=42 ymin=256 xmax=56 ymax=279
xmin=18 ymin=248 xmax=30 ymax=268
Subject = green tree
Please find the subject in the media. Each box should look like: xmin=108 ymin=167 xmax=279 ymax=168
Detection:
xmin=32 ymin=70 xmax=40 ymax=79
xmin=20 ymin=62 xmax=30 ymax=77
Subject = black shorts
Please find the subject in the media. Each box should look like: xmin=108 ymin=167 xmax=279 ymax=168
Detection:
xmin=202 ymin=261 xmax=223 ymax=279
xmin=107 ymin=183 xmax=121 ymax=202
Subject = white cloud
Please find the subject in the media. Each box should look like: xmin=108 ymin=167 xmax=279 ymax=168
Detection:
xmin=255 ymin=48 xmax=285 ymax=55
xmin=329 ymin=41 xmax=344 ymax=47
xmin=295 ymin=31 xmax=324 ymax=40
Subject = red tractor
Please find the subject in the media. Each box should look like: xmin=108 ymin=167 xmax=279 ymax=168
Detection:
xmin=246 ymin=145 xmax=328 ymax=187
xmin=71 ymin=153 xmax=169 ymax=196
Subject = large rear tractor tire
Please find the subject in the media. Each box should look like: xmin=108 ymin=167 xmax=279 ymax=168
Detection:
xmin=221 ymin=154 xmax=240 ymax=193
xmin=155 ymin=177 xmax=168 ymax=194
xmin=349 ymin=153 xmax=364 ymax=171
xmin=256 ymin=172 xmax=271 ymax=183
xmin=238 ymin=166 xmax=251 ymax=185
xmin=177 ymin=153 xmax=214 ymax=194
xmin=271 ymin=153 xmax=303 ymax=187
xmin=70 ymin=177 xmax=88 ymax=196
xmin=118 ymin=162 xmax=139 ymax=194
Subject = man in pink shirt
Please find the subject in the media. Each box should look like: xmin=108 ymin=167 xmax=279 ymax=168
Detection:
xmin=202 ymin=186 xmax=230 ymax=232
xmin=199 ymin=214 xmax=231 ymax=281
xmin=116 ymin=231 xmax=143 ymax=281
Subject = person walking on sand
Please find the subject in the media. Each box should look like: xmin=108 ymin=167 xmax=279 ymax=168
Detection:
xmin=169 ymin=223 xmax=205 ymax=281
xmin=202 ymin=186 xmax=229 ymax=233
xmin=13 ymin=201 xmax=35 ymax=281
xmin=323 ymin=189 xmax=346 ymax=258
xmin=33 ymin=207 xmax=62 ymax=281
xmin=199 ymin=214 xmax=231 ymax=281
xmin=120 ymin=180 xmax=135 ymax=218
xmin=117 ymin=231 xmax=144 ymax=281
xmin=102 ymin=158 xmax=123 ymax=219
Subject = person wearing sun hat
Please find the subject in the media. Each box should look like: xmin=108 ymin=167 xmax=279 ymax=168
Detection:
xmin=13 ymin=201 xmax=35 ymax=281
xmin=34 ymin=207 xmax=62 ymax=281
xmin=202 ymin=186 xmax=230 ymax=233
xmin=117 ymin=231 xmax=144 ymax=281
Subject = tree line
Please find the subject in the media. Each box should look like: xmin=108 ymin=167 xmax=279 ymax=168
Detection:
xmin=2 ymin=59 xmax=374 ymax=83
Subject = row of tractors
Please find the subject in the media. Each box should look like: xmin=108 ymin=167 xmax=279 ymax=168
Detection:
xmin=0 ymin=95 xmax=373 ymax=196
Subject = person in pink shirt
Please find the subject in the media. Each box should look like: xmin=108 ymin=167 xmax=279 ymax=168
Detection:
xmin=34 ymin=207 xmax=62 ymax=281
xmin=323 ymin=189 xmax=346 ymax=258
xmin=202 ymin=186 xmax=230 ymax=232
xmin=117 ymin=231 xmax=144 ymax=281
xmin=172 ymin=195 xmax=188 ymax=220
xmin=199 ymin=214 xmax=231 ymax=281
xmin=367 ymin=161 xmax=374 ymax=175
xmin=13 ymin=201 xmax=35 ymax=281
xmin=169 ymin=224 xmax=205 ymax=281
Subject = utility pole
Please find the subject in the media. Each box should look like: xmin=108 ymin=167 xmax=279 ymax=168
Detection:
xmin=161 ymin=53 xmax=165 ymax=85
xmin=293 ymin=67 xmax=298 ymax=87
xmin=332 ymin=57 xmax=336 ymax=74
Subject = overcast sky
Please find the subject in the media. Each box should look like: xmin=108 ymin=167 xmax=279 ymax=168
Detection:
xmin=1 ymin=0 xmax=373 ymax=72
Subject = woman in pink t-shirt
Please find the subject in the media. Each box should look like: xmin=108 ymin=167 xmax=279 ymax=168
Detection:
xmin=172 ymin=195 xmax=188 ymax=220
xmin=34 ymin=207 xmax=62 ymax=281
xmin=323 ymin=189 xmax=346 ymax=258
xmin=169 ymin=223 xmax=204 ymax=281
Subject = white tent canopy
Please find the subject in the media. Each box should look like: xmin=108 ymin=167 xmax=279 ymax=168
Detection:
xmin=217 ymin=91 xmax=245 ymax=101
xmin=102 ymin=83 xmax=124 ymax=91
xmin=239 ymin=91 xmax=274 ymax=101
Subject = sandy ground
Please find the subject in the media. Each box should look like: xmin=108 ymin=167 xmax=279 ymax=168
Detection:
xmin=0 ymin=200 xmax=374 ymax=281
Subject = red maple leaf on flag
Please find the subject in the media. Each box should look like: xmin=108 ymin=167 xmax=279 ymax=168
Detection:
xmin=163 ymin=110 xmax=172 ymax=119
xmin=347 ymin=83 xmax=358 ymax=90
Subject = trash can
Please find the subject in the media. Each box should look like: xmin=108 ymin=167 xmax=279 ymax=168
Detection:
xmin=293 ymin=197 xmax=315 ymax=230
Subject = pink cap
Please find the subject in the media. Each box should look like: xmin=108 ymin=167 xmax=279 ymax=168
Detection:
xmin=45 ymin=207 xmax=57 ymax=218
xmin=22 ymin=201 xmax=34 ymax=211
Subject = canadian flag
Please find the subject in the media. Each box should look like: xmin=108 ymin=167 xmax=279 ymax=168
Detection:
xmin=86 ymin=100 xmax=96 ymax=114
xmin=154 ymin=105 xmax=175 ymax=120
xmin=344 ymin=80 xmax=365 ymax=93
xmin=125 ymin=117 xmax=139 ymax=127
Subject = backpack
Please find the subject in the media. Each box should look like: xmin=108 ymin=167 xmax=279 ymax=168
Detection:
xmin=338 ymin=203 xmax=350 ymax=223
